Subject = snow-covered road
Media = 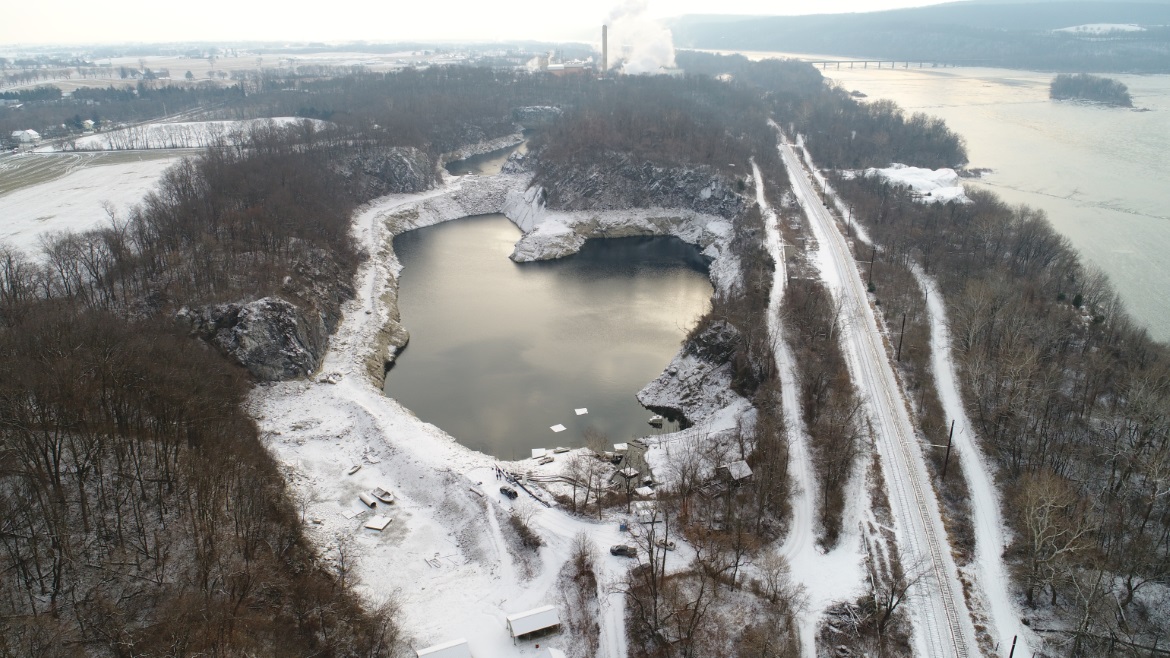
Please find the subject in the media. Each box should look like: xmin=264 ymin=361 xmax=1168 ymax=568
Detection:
xmin=754 ymin=159 xmax=867 ymax=657
xmin=916 ymin=268 xmax=1034 ymax=656
xmin=777 ymin=137 xmax=977 ymax=657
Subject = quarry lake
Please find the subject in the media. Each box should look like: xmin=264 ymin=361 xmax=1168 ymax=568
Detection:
xmin=383 ymin=213 xmax=713 ymax=459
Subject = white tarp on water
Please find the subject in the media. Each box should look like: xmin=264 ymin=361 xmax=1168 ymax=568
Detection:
xmin=550 ymin=424 xmax=566 ymax=432
xmin=575 ymin=408 xmax=588 ymax=415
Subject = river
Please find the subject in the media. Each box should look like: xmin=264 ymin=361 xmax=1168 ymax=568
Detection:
xmin=730 ymin=51 xmax=1170 ymax=341
xmin=383 ymin=214 xmax=712 ymax=459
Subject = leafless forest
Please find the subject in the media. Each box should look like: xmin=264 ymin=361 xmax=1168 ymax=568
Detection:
xmin=2 ymin=52 xmax=1166 ymax=657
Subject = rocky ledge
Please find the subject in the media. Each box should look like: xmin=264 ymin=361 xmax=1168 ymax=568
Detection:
xmin=177 ymin=297 xmax=328 ymax=381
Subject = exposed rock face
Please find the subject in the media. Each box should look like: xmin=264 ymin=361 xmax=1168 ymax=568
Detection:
xmin=637 ymin=321 xmax=745 ymax=424
xmin=335 ymin=146 xmax=437 ymax=199
xmin=537 ymin=152 xmax=746 ymax=219
xmin=176 ymin=297 xmax=327 ymax=381
xmin=441 ymin=133 xmax=525 ymax=166
xmin=512 ymin=106 xmax=563 ymax=126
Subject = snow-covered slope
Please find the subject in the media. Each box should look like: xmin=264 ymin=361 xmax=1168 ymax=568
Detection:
xmin=64 ymin=118 xmax=327 ymax=151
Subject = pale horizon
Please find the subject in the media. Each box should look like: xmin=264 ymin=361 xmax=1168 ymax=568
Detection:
xmin=2 ymin=0 xmax=949 ymax=47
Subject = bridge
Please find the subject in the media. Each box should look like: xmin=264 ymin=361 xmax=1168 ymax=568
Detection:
xmin=803 ymin=59 xmax=1002 ymax=70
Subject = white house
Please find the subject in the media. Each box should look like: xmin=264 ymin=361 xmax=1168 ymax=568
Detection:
xmin=10 ymin=129 xmax=40 ymax=144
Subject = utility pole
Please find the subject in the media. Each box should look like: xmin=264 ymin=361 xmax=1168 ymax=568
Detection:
xmin=868 ymin=246 xmax=876 ymax=288
xmin=942 ymin=420 xmax=954 ymax=479
xmin=848 ymin=203 xmax=853 ymax=236
xmin=896 ymin=312 xmax=907 ymax=361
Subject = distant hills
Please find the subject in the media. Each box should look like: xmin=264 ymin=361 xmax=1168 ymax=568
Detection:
xmin=670 ymin=1 xmax=1170 ymax=72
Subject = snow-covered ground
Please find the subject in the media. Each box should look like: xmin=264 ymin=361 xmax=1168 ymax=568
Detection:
xmin=779 ymin=133 xmax=978 ymax=657
xmin=914 ymin=267 xmax=1035 ymax=656
xmin=796 ymin=129 xmax=1034 ymax=656
xmin=1055 ymin=23 xmax=1146 ymax=34
xmin=0 ymin=154 xmax=180 ymax=255
xmin=862 ymin=164 xmax=970 ymax=205
xmin=53 ymin=118 xmax=327 ymax=151
xmin=249 ymin=161 xmax=749 ymax=656
xmin=755 ymin=155 xmax=868 ymax=657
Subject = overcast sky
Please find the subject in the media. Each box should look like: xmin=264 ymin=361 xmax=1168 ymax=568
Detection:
xmin=3 ymin=0 xmax=946 ymax=46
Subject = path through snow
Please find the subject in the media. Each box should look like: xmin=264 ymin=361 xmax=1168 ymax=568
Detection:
xmin=777 ymin=132 xmax=977 ymax=657
xmin=754 ymin=159 xmax=867 ymax=657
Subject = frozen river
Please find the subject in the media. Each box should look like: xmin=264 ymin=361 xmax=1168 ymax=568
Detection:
xmin=730 ymin=51 xmax=1170 ymax=341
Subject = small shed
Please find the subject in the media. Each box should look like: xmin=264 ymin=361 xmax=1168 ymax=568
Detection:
xmin=416 ymin=638 xmax=470 ymax=658
xmin=717 ymin=460 xmax=753 ymax=485
xmin=506 ymin=605 xmax=560 ymax=642
xmin=634 ymin=500 xmax=658 ymax=523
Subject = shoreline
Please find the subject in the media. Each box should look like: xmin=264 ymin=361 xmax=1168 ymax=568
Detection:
xmin=248 ymin=156 xmax=752 ymax=655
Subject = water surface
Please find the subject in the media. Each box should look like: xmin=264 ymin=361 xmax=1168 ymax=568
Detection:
xmin=384 ymin=214 xmax=712 ymax=459
xmin=726 ymin=50 xmax=1170 ymax=340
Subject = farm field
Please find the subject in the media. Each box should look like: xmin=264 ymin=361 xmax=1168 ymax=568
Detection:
xmin=0 ymin=151 xmax=181 ymax=254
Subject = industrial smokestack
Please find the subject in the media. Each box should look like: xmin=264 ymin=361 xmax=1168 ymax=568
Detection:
xmin=602 ymin=24 xmax=608 ymax=74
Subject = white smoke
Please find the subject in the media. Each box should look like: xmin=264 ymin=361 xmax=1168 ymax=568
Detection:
xmin=605 ymin=0 xmax=676 ymax=75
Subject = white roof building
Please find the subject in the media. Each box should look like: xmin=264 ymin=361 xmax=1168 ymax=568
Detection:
xmin=415 ymin=638 xmax=470 ymax=658
xmin=10 ymin=129 xmax=40 ymax=143
xmin=506 ymin=605 xmax=560 ymax=641
xmin=719 ymin=460 xmax=753 ymax=483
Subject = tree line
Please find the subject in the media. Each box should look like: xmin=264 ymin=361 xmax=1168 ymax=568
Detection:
xmin=1050 ymin=73 xmax=1134 ymax=107
xmin=0 ymin=119 xmax=428 ymax=655
xmin=832 ymin=175 xmax=1170 ymax=655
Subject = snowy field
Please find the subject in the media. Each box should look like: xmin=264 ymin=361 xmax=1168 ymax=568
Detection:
xmin=52 ymin=118 xmax=327 ymax=151
xmin=0 ymin=152 xmax=180 ymax=255
xmin=1055 ymin=23 xmax=1146 ymax=34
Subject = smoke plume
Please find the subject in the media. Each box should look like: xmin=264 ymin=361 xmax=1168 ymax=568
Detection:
xmin=605 ymin=0 xmax=676 ymax=75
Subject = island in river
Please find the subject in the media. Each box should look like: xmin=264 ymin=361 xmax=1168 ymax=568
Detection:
xmin=1050 ymin=73 xmax=1134 ymax=107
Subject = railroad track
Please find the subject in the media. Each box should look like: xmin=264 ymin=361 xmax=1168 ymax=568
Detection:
xmin=777 ymin=136 xmax=973 ymax=657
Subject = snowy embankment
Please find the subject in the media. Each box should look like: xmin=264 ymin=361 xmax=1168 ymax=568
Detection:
xmin=754 ymin=154 xmax=869 ymax=658
xmin=58 ymin=117 xmax=328 ymax=151
xmin=439 ymin=132 xmax=525 ymax=165
xmin=858 ymin=164 xmax=970 ymax=204
xmin=780 ymin=133 xmax=977 ymax=657
xmin=0 ymin=155 xmax=181 ymax=255
xmin=505 ymin=184 xmax=740 ymax=293
xmin=798 ymin=129 xmax=1032 ymax=655
xmin=249 ymin=153 xmax=749 ymax=656
xmin=914 ymin=267 xmax=1035 ymax=656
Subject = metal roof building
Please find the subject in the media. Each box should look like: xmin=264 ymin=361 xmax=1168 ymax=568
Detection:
xmin=416 ymin=638 xmax=470 ymax=658
xmin=506 ymin=605 xmax=560 ymax=641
